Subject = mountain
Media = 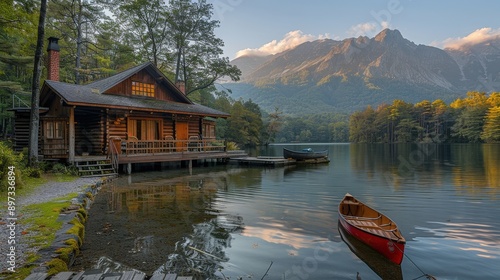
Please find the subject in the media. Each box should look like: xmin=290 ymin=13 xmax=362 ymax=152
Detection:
xmin=445 ymin=36 xmax=500 ymax=91
xmin=226 ymin=29 xmax=500 ymax=115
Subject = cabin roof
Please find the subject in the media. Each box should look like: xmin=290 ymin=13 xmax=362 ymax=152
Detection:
xmin=42 ymin=62 xmax=229 ymax=118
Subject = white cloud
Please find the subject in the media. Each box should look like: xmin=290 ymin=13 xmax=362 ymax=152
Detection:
xmin=235 ymin=30 xmax=330 ymax=58
xmin=440 ymin=27 xmax=500 ymax=50
xmin=347 ymin=21 xmax=390 ymax=37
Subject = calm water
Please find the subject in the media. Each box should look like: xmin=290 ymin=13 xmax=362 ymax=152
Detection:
xmin=78 ymin=143 xmax=500 ymax=279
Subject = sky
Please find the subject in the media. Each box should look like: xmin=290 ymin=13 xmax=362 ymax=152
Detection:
xmin=206 ymin=0 xmax=500 ymax=59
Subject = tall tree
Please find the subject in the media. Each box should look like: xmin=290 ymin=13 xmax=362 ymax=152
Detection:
xmin=48 ymin=0 xmax=109 ymax=83
xmin=118 ymin=0 xmax=169 ymax=69
xmin=0 ymin=1 xmax=37 ymax=137
xmin=263 ymin=107 xmax=283 ymax=144
xmin=28 ymin=0 xmax=47 ymax=166
xmin=166 ymin=0 xmax=240 ymax=95
xmin=481 ymin=106 xmax=500 ymax=143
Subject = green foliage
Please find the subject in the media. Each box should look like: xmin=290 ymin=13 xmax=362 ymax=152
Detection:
xmin=225 ymin=141 xmax=239 ymax=151
xmin=481 ymin=106 xmax=500 ymax=143
xmin=46 ymin=258 xmax=68 ymax=276
xmin=225 ymin=100 xmax=263 ymax=147
xmin=0 ymin=141 xmax=23 ymax=192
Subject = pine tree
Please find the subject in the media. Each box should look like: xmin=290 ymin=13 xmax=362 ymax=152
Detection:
xmin=481 ymin=106 xmax=500 ymax=143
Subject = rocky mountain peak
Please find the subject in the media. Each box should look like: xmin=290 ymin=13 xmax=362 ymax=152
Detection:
xmin=228 ymin=29 xmax=500 ymax=114
xmin=373 ymin=29 xmax=404 ymax=43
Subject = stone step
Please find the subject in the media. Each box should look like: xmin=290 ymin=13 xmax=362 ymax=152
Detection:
xmin=26 ymin=271 xmax=192 ymax=280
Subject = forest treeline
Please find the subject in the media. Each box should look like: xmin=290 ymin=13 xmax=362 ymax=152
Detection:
xmin=1 ymin=2 xmax=499 ymax=147
xmin=349 ymin=92 xmax=500 ymax=143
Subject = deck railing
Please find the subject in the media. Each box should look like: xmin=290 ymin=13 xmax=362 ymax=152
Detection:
xmin=121 ymin=139 xmax=226 ymax=156
xmin=108 ymin=138 xmax=120 ymax=172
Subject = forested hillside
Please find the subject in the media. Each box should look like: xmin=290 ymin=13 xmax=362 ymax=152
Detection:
xmin=349 ymin=92 xmax=500 ymax=143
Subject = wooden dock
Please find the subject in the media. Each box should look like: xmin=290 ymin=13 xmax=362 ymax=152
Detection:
xmin=26 ymin=271 xmax=192 ymax=280
xmin=229 ymin=156 xmax=296 ymax=167
xmin=230 ymin=156 xmax=330 ymax=166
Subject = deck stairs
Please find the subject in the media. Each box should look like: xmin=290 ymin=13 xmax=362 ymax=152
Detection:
xmin=76 ymin=159 xmax=117 ymax=177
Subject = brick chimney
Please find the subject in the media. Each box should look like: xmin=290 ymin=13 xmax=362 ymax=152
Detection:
xmin=47 ymin=37 xmax=60 ymax=81
xmin=175 ymin=80 xmax=186 ymax=94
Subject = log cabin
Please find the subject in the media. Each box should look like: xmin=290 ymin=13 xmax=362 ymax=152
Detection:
xmin=11 ymin=37 xmax=245 ymax=174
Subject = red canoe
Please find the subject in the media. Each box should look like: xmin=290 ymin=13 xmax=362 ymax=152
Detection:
xmin=338 ymin=193 xmax=406 ymax=265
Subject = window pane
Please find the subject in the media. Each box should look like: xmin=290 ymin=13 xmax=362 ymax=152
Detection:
xmin=131 ymin=81 xmax=155 ymax=97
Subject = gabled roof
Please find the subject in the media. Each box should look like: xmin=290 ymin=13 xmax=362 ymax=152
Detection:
xmin=42 ymin=62 xmax=229 ymax=118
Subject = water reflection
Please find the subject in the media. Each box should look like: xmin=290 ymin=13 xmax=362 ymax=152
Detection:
xmin=339 ymin=222 xmax=403 ymax=280
xmin=76 ymin=144 xmax=500 ymax=279
xmin=349 ymin=143 xmax=500 ymax=190
xmin=155 ymin=215 xmax=243 ymax=279
xmin=77 ymin=169 xmax=244 ymax=276
xmin=417 ymin=221 xmax=500 ymax=260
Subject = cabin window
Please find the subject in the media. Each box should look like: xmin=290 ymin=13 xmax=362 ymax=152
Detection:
xmin=131 ymin=81 xmax=155 ymax=97
xmin=128 ymin=119 xmax=161 ymax=140
xmin=202 ymin=123 xmax=216 ymax=139
xmin=45 ymin=121 xmax=64 ymax=139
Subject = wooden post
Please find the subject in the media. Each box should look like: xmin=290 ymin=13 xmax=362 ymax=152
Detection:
xmin=68 ymin=106 xmax=75 ymax=163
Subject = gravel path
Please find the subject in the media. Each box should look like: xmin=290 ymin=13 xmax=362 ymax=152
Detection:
xmin=0 ymin=176 xmax=104 ymax=273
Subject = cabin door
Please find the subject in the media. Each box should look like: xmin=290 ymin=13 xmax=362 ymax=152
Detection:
xmin=175 ymin=121 xmax=188 ymax=151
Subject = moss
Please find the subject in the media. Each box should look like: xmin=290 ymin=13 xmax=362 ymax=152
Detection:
xmin=55 ymin=247 xmax=73 ymax=263
xmin=64 ymin=238 xmax=80 ymax=255
xmin=46 ymin=258 xmax=68 ymax=276
xmin=20 ymin=193 xmax=77 ymax=250
xmin=66 ymin=217 xmax=85 ymax=246
xmin=77 ymin=211 xmax=86 ymax=223
xmin=85 ymin=191 xmax=94 ymax=200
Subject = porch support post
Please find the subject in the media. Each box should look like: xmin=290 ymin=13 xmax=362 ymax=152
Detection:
xmin=68 ymin=106 xmax=75 ymax=163
xmin=127 ymin=163 xmax=132 ymax=175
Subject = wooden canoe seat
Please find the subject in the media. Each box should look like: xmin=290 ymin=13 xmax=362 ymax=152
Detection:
xmin=342 ymin=201 xmax=360 ymax=205
xmin=345 ymin=214 xmax=381 ymax=221
xmin=347 ymin=219 xmax=394 ymax=239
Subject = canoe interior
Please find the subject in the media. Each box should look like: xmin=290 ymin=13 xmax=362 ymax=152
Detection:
xmin=339 ymin=195 xmax=405 ymax=243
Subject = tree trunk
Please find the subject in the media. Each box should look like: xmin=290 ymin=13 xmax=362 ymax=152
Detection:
xmin=28 ymin=0 xmax=48 ymax=167
xmin=75 ymin=0 xmax=83 ymax=84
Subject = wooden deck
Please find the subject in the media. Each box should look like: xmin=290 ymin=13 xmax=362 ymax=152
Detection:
xmin=117 ymin=150 xmax=247 ymax=164
xmin=26 ymin=271 xmax=192 ymax=280
xmin=230 ymin=156 xmax=296 ymax=167
xmin=230 ymin=156 xmax=330 ymax=166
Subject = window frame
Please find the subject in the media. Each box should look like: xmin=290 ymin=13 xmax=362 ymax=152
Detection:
xmin=45 ymin=120 xmax=64 ymax=139
xmin=131 ymin=81 xmax=155 ymax=97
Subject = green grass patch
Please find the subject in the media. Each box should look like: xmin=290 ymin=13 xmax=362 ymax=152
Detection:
xmin=0 ymin=173 xmax=78 ymax=202
xmin=21 ymin=192 xmax=78 ymax=248
xmin=0 ymin=193 xmax=77 ymax=279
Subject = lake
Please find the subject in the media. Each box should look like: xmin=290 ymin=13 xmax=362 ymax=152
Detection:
xmin=75 ymin=143 xmax=500 ymax=279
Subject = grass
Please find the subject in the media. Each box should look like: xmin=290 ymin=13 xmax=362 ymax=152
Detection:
xmin=0 ymin=174 xmax=79 ymax=279
xmin=21 ymin=192 xmax=78 ymax=248
xmin=0 ymin=173 xmax=78 ymax=202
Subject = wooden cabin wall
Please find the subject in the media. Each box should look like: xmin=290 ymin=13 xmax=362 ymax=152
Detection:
xmin=40 ymin=98 xmax=69 ymax=158
xmin=12 ymin=111 xmax=32 ymax=152
xmin=75 ymin=108 xmax=105 ymax=155
xmin=107 ymin=110 xmax=128 ymax=141
xmin=163 ymin=116 xmax=174 ymax=138
xmin=188 ymin=117 xmax=201 ymax=137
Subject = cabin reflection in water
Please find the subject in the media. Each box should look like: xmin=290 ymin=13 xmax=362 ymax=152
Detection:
xmin=95 ymin=175 xmax=243 ymax=279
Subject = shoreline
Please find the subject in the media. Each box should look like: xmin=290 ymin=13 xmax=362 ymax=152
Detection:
xmin=0 ymin=175 xmax=112 ymax=277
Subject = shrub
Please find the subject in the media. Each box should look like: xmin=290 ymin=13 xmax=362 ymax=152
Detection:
xmin=0 ymin=141 xmax=23 ymax=192
xmin=226 ymin=141 xmax=239 ymax=151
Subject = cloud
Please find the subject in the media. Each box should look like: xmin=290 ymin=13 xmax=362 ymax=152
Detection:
xmin=440 ymin=28 xmax=500 ymax=50
xmin=235 ymin=30 xmax=330 ymax=58
xmin=347 ymin=21 xmax=390 ymax=37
